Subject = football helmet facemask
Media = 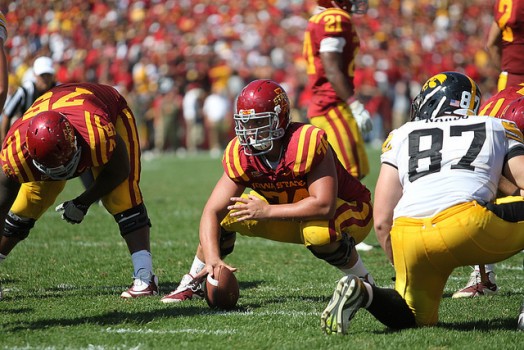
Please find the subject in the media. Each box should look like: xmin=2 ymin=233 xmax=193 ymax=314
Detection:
xmin=234 ymin=79 xmax=290 ymax=156
xmin=25 ymin=111 xmax=81 ymax=180
xmin=316 ymin=0 xmax=368 ymax=14
xmin=410 ymin=71 xmax=481 ymax=121
xmin=501 ymin=96 xmax=524 ymax=132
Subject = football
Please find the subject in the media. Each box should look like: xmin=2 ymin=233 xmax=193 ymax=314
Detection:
xmin=204 ymin=266 xmax=239 ymax=310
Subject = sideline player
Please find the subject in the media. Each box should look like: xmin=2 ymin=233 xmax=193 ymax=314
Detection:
xmin=321 ymin=72 xmax=524 ymax=334
xmin=160 ymin=79 xmax=374 ymax=303
xmin=0 ymin=83 xmax=157 ymax=299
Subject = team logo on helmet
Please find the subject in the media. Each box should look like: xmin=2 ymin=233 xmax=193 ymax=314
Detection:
xmin=422 ymin=73 xmax=448 ymax=92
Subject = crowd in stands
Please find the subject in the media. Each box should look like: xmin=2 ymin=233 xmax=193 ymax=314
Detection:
xmin=2 ymin=0 xmax=497 ymax=154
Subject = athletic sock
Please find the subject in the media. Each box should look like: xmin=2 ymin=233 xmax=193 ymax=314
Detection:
xmin=339 ymin=255 xmax=375 ymax=285
xmin=131 ymin=250 xmax=153 ymax=280
xmin=189 ymin=256 xmax=205 ymax=276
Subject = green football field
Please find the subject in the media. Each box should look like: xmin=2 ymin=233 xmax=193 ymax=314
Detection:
xmin=0 ymin=147 xmax=522 ymax=349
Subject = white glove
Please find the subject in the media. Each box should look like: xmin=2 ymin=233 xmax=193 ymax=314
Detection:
xmin=0 ymin=11 xmax=7 ymax=42
xmin=55 ymin=200 xmax=89 ymax=224
xmin=349 ymin=100 xmax=373 ymax=135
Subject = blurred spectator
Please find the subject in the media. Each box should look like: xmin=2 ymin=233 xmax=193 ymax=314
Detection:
xmin=149 ymin=78 xmax=183 ymax=153
xmin=182 ymin=83 xmax=206 ymax=154
xmin=203 ymin=84 xmax=231 ymax=157
xmin=0 ymin=0 xmax=499 ymax=153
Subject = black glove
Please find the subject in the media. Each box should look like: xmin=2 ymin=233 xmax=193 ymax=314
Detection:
xmin=55 ymin=199 xmax=89 ymax=224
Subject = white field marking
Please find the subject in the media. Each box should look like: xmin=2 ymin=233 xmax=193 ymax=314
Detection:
xmin=104 ymin=327 xmax=235 ymax=335
xmin=233 ymin=310 xmax=318 ymax=317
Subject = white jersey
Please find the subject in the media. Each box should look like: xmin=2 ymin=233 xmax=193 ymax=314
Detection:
xmin=381 ymin=115 xmax=524 ymax=218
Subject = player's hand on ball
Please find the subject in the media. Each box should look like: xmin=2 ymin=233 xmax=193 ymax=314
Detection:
xmin=55 ymin=199 xmax=89 ymax=224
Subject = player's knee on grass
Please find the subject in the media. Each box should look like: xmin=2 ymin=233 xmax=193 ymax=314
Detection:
xmin=307 ymin=234 xmax=355 ymax=267
xmin=114 ymin=203 xmax=151 ymax=236
xmin=220 ymin=229 xmax=236 ymax=258
xmin=3 ymin=211 xmax=36 ymax=240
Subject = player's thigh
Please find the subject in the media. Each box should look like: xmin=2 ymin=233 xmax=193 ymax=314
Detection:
xmin=11 ymin=181 xmax=66 ymax=219
xmin=220 ymin=191 xmax=301 ymax=243
xmin=391 ymin=221 xmax=449 ymax=326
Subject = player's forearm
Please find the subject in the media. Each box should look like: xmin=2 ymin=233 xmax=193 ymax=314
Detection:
xmin=267 ymin=197 xmax=335 ymax=221
xmin=199 ymin=215 xmax=223 ymax=264
xmin=375 ymin=222 xmax=394 ymax=264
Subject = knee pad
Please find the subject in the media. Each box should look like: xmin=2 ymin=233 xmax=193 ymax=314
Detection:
xmin=114 ymin=203 xmax=151 ymax=236
xmin=308 ymin=234 xmax=355 ymax=268
xmin=3 ymin=211 xmax=36 ymax=241
xmin=220 ymin=228 xmax=236 ymax=258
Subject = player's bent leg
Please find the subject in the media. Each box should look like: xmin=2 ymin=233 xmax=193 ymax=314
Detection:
xmin=0 ymin=211 xmax=36 ymax=257
xmin=114 ymin=204 xmax=157 ymax=298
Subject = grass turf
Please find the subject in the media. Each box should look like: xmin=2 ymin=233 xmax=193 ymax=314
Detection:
xmin=0 ymin=147 xmax=522 ymax=349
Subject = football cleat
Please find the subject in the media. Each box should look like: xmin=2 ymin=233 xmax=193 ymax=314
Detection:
xmin=321 ymin=275 xmax=368 ymax=335
xmin=160 ymin=273 xmax=204 ymax=303
xmin=452 ymin=270 xmax=498 ymax=299
xmin=120 ymin=274 xmax=159 ymax=299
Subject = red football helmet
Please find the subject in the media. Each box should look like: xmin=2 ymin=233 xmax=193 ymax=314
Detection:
xmin=316 ymin=0 xmax=368 ymax=14
xmin=501 ymin=96 xmax=524 ymax=132
xmin=25 ymin=111 xmax=81 ymax=180
xmin=234 ymin=79 xmax=290 ymax=156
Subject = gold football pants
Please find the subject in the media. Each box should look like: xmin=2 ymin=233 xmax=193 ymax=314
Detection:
xmin=391 ymin=200 xmax=524 ymax=326
xmin=220 ymin=191 xmax=373 ymax=247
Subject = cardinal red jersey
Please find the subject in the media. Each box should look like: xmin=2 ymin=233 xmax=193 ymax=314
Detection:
xmin=0 ymin=83 xmax=133 ymax=183
xmin=494 ymin=0 xmax=524 ymax=75
xmin=223 ymin=123 xmax=370 ymax=204
xmin=479 ymin=83 xmax=524 ymax=117
xmin=303 ymin=8 xmax=359 ymax=118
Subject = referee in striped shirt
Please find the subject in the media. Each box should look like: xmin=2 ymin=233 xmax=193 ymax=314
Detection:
xmin=0 ymin=56 xmax=58 ymax=142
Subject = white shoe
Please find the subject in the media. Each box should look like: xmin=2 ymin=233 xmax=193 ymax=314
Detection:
xmin=355 ymin=242 xmax=373 ymax=251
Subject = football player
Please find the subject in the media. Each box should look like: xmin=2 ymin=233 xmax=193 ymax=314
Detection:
xmin=0 ymin=83 xmax=157 ymax=299
xmin=486 ymin=0 xmax=524 ymax=92
xmin=321 ymin=72 xmax=524 ymax=334
xmin=452 ymin=83 xmax=524 ymax=298
xmin=161 ymin=79 xmax=374 ymax=303
xmin=302 ymin=0 xmax=372 ymax=179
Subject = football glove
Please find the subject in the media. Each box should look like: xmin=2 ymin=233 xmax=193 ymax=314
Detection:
xmin=55 ymin=199 xmax=89 ymax=224
xmin=0 ymin=11 xmax=7 ymax=42
xmin=349 ymin=100 xmax=373 ymax=135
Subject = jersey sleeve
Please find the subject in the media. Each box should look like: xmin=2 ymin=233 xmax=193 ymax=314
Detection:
xmin=499 ymin=119 xmax=524 ymax=158
xmin=222 ymin=137 xmax=250 ymax=183
xmin=288 ymin=124 xmax=329 ymax=176
xmin=380 ymin=128 xmax=403 ymax=169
